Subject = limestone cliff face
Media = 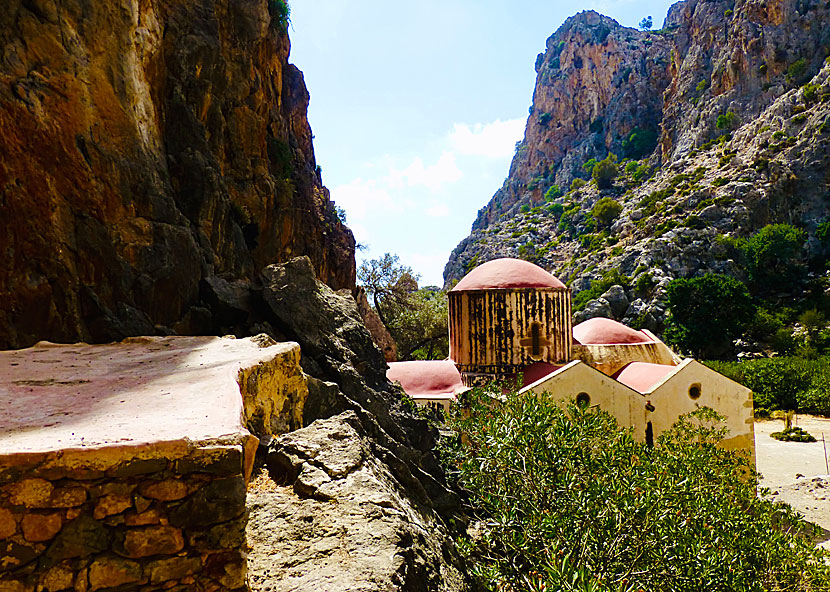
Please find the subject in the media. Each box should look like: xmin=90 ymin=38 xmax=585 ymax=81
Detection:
xmin=446 ymin=0 xmax=830 ymax=332
xmin=0 ymin=0 xmax=355 ymax=349
xmin=472 ymin=11 xmax=672 ymax=230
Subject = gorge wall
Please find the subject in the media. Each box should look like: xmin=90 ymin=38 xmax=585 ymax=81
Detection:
xmin=0 ymin=0 xmax=355 ymax=350
xmin=446 ymin=0 xmax=830 ymax=331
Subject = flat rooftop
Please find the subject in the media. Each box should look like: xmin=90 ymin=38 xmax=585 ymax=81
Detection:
xmin=0 ymin=336 xmax=298 ymax=472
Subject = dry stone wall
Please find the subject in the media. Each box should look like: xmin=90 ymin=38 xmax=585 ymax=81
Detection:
xmin=0 ymin=446 xmax=249 ymax=591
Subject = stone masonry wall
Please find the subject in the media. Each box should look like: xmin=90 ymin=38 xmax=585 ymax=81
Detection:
xmin=0 ymin=336 xmax=310 ymax=591
xmin=0 ymin=445 xmax=248 ymax=591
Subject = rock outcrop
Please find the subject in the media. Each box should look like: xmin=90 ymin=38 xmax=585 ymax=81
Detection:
xmin=0 ymin=0 xmax=355 ymax=350
xmin=445 ymin=0 xmax=830 ymax=333
xmin=247 ymin=411 xmax=468 ymax=592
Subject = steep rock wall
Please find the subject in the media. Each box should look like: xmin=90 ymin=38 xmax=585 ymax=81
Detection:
xmin=0 ymin=0 xmax=355 ymax=349
xmin=446 ymin=0 xmax=830 ymax=320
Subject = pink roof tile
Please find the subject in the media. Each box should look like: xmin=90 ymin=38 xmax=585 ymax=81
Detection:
xmin=387 ymin=360 xmax=465 ymax=398
xmin=451 ymin=258 xmax=566 ymax=291
xmin=612 ymin=362 xmax=678 ymax=393
xmin=573 ymin=317 xmax=653 ymax=345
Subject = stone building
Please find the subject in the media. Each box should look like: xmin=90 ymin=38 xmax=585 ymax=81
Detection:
xmin=388 ymin=258 xmax=754 ymax=460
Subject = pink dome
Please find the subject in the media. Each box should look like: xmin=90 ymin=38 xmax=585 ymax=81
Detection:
xmin=573 ymin=318 xmax=653 ymax=345
xmin=452 ymin=258 xmax=566 ymax=292
xmin=387 ymin=360 xmax=465 ymax=398
xmin=613 ymin=362 xmax=678 ymax=393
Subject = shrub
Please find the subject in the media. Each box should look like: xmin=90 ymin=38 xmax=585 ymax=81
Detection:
xmin=716 ymin=111 xmax=738 ymax=130
xmin=622 ymin=127 xmax=659 ymax=159
xmin=742 ymin=223 xmax=807 ymax=293
xmin=787 ymin=58 xmax=809 ymax=85
xmin=543 ymin=184 xmax=562 ymax=201
xmin=664 ymin=274 xmax=755 ymax=358
xmin=817 ymin=220 xmax=830 ymax=245
xmin=592 ymin=153 xmax=619 ymax=190
xmin=712 ymin=176 xmax=729 ymax=187
xmin=639 ymin=15 xmax=653 ymax=30
xmin=546 ymin=203 xmax=564 ymax=218
xmin=441 ymin=393 xmax=830 ymax=592
xmin=570 ymin=178 xmax=586 ymax=191
xmin=538 ymin=112 xmax=552 ymax=127
xmin=581 ymin=158 xmax=598 ymax=175
xmin=591 ymin=197 xmax=622 ymax=228
xmin=771 ymin=426 xmax=816 ymax=442
xmin=267 ymin=0 xmax=290 ymax=31
xmin=802 ymin=82 xmax=819 ymax=103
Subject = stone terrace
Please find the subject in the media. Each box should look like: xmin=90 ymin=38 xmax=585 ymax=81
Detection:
xmin=0 ymin=336 xmax=308 ymax=591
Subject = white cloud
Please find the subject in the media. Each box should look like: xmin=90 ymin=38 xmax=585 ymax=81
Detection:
xmin=330 ymin=177 xmax=398 ymax=220
xmin=393 ymin=151 xmax=463 ymax=191
xmin=448 ymin=118 xmax=525 ymax=158
xmin=425 ymin=202 xmax=451 ymax=217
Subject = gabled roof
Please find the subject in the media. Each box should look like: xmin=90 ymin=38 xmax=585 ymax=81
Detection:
xmin=519 ymin=362 xmax=564 ymax=388
xmin=387 ymin=360 xmax=466 ymax=399
xmin=451 ymin=258 xmax=566 ymax=291
xmin=573 ymin=317 xmax=653 ymax=345
xmin=612 ymin=361 xmax=678 ymax=393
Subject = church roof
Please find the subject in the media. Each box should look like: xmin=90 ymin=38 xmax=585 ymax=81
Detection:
xmin=573 ymin=317 xmax=653 ymax=345
xmin=386 ymin=360 xmax=466 ymax=399
xmin=451 ymin=258 xmax=566 ymax=292
xmin=518 ymin=362 xmax=564 ymax=388
xmin=612 ymin=362 xmax=678 ymax=393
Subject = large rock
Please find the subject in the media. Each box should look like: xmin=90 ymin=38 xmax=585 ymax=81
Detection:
xmin=259 ymin=257 xmax=461 ymax=515
xmin=0 ymin=0 xmax=355 ymax=350
xmin=247 ymin=412 xmax=468 ymax=592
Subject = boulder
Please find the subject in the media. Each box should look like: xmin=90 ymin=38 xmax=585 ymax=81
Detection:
xmin=247 ymin=412 xmax=468 ymax=592
xmin=599 ymin=285 xmax=629 ymax=319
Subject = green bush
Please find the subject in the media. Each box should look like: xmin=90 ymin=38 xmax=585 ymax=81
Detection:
xmin=592 ymin=153 xmax=619 ymax=190
xmin=582 ymin=158 xmax=598 ymax=175
xmin=771 ymin=426 xmax=816 ymax=442
xmin=543 ymin=184 xmax=562 ymax=201
xmin=591 ymin=197 xmax=622 ymax=228
xmin=704 ymin=356 xmax=830 ymax=415
xmin=716 ymin=111 xmax=738 ymax=130
xmin=622 ymin=127 xmax=659 ymax=159
xmin=787 ymin=58 xmax=809 ymax=86
xmin=267 ymin=0 xmax=290 ymax=31
xmin=664 ymin=274 xmax=755 ymax=358
xmin=441 ymin=392 xmax=830 ymax=592
xmin=570 ymin=178 xmax=587 ymax=192
xmin=742 ymin=224 xmax=807 ymax=293
xmin=538 ymin=112 xmax=552 ymax=127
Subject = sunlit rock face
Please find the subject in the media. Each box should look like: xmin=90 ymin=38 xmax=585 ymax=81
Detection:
xmin=0 ymin=0 xmax=355 ymax=349
xmin=445 ymin=0 xmax=830 ymax=330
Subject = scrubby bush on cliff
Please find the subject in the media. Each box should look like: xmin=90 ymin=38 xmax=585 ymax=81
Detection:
xmin=572 ymin=269 xmax=630 ymax=312
xmin=592 ymin=153 xmax=619 ymax=190
xmin=664 ymin=274 xmax=755 ymax=359
xmin=591 ymin=197 xmax=622 ymax=228
xmin=441 ymin=391 xmax=830 ymax=592
xmin=267 ymin=0 xmax=290 ymax=31
xmin=743 ymin=224 xmax=807 ymax=293
xmin=622 ymin=127 xmax=658 ymax=159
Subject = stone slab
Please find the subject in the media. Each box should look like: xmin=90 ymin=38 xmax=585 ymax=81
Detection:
xmin=0 ymin=336 xmax=301 ymax=473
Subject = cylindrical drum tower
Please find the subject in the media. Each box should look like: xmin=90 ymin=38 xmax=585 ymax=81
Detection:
xmin=448 ymin=258 xmax=571 ymax=384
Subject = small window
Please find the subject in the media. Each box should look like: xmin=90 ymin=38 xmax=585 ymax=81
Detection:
xmin=576 ymin=392 xmax=591 ymax=408
xmin=689 ymin=383 xmax=702 ymax=400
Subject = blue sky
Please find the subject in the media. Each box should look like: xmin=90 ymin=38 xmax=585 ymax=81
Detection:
xmin=289 ymin=1 xmax=677 ymax=286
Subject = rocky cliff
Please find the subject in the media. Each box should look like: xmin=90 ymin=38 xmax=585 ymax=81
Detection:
xmin=0 ymin=0 xmax=355 ymax=350
xmin=446 ymin=0 xmax=830 ymax=332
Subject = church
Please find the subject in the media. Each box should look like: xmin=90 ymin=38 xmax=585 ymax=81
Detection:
xmin=387 ymin=258 xmax=754 ymax=459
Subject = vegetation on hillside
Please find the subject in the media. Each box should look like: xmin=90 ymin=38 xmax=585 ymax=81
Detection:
xmin=441 ymin=388 xmax=830 ymax=591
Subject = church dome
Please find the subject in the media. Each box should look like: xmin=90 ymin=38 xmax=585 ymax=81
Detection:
xmin=573 ymin=317 xmax=652 ymax=345
xmin=451 ymin=258 xmax=566 ymax=292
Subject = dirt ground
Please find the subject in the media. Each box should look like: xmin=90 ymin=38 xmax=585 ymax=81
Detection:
xmin=754 ymin=415 xmax=830 ymax=549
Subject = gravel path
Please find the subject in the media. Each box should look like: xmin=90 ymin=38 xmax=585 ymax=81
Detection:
xmin=754 ymin=416 xmax=830 ymax=549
